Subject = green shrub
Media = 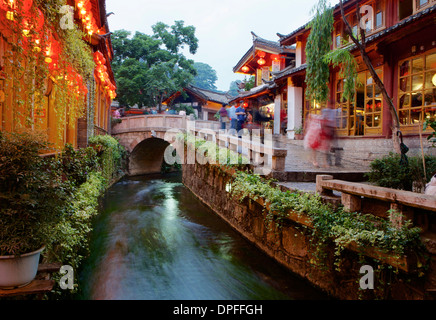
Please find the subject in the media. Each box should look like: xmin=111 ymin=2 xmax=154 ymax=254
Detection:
xmin=366 ymin=153 xmax=436 ymax=191
xmin=88 ymin=135 xmax=127 ymax=181
xmin=229 ymin=171 xmax=425 ymax=263
xmin=61 ymin=143 xmax=99 ymax=186
xmin=0 ymin=131 xmax=73 ymax=256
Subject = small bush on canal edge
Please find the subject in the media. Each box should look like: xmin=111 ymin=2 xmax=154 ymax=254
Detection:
xmin=366 ymin=153 xmax=436 ymax=192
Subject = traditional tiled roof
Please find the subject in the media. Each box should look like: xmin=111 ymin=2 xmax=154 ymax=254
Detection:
xmin=228 ymin=82 xmax=277 ymax=104
xmin=271 ymin=63 xmax=306 ymax=81
xmin=278 ymin=1 xmax=436 ymax=46
xmin=233 ymin=32 xmax=294 ymax=73
xmin=278 ymin=0 xmax=356 ymax=45
xmin=184 ymin=85 xmax=232 ymax=105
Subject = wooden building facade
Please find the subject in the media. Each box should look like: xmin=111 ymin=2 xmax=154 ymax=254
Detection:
xmin=229 ymin=0 xmax=436 ymax=147
xmin=230 ymin=32 xmax=295 ymax=134
xmin=276 ymin=0 xmax=436 ymax=140
xmin=0 ymin=0 xmax=116 ymax=152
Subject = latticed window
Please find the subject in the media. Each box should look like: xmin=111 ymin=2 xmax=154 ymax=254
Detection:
xmin=335 ymin=79 xmax=349 ymax=131
xmin=334 ymin=68 xmax=383 ymax=136
xmin=399 ymin=0 xmax=435 ymax=20
xmin=398 ymin=51 xmax=436 ymax=128
xmin=303 ymin=94 xmax=325 ymax=125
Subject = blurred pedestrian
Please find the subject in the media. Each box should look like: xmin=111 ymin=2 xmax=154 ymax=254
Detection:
xmin=304 ymin=113 xmax=330 ymax=168
xmin=321 ymin=107 xmax=338 ymax=167
xmin=219 ymin=105 xmax=228 ymax=130
xmin=227 ymin=105 xmax=237 ymax=133
xmin=235 ymin=103 xmax=246 ymax=133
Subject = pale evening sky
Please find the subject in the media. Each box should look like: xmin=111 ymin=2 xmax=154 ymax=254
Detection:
xmin=105 ymin=0 xmax=340 ymax=92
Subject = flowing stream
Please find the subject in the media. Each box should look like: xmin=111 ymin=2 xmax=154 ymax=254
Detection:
xmin=77 ymin=173 xmax=327 ymax=300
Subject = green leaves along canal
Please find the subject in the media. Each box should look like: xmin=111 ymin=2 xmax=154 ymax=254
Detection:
xmin=77 ymin=173 xmax=327 ymax=300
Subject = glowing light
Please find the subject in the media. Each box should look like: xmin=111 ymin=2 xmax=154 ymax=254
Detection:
xmin=257 ymin=58 xmax=266 ymax=66
xmin=432 ymin=73 xmax=436 ymax=87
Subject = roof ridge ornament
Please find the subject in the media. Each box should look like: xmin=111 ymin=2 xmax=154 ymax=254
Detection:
xmin=251 ymin=31 xmax=258 ymax=41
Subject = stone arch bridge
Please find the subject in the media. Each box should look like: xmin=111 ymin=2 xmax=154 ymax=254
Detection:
xmin=112 ymin=115 xmax=221 ymax=176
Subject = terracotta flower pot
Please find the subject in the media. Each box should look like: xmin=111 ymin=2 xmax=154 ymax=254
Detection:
xmin=0 ymin=246 xmax=45 ymax=289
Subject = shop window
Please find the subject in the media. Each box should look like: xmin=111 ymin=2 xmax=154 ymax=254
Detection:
xmin=398 ymin=51 xmax=436 ymax=127
xmin=334 ymin=23 xmax=342 ymax=49
xmin=303 ymin=95 xmax=324 ymax=125
xmin=399 ymin=0 xmax=434 ymax=20
xmin=335 ymin=68 xmax=383 ymax=136
xmin=335 ymin=79 xmax=349 ymax=131
xmin=340 ymin=0 xmax=385 ymax=46
xmin=399 ymin=0 xmax=414 ymax=20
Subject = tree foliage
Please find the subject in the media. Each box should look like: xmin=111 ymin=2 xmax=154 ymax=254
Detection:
xmin=324 ymin=44 xmax=358 ymax=102
xmin=193 ymin=62 xmax=218 ymax=91
xmin=305 ymin=0 xmax=334 ymax=104
xmin=111 ymin=21 xmax=199 ymax=110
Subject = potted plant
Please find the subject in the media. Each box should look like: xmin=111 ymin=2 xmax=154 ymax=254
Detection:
xmin=294 ymin=126 xmax=304 ymax=140
xmin=0 ymin=130 xmax=70 ymax=288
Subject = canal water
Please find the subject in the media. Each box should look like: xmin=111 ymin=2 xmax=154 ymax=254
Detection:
xmin=77 ymin=173 xmax=327 ymax=300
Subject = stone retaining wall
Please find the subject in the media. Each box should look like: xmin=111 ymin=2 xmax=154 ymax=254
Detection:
xmin=182 ymin=163 xmax=436 ymax=300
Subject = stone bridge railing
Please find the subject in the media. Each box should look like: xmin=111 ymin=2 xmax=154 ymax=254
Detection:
xmin=190 ymin=127 xmax=287 ymax=173
xmin=112 ymin=114 xmax=220 ymax=134
xmin=112 ymin=115 xmax=288 ymax=174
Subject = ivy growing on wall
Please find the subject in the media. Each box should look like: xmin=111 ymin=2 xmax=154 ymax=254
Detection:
xmin=228 ymin=170 xmax=429 ymax=278
xmin=3 ymin=0 xmax=95 ymax=141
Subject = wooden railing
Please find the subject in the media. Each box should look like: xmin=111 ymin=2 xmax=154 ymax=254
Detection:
xmin=316 ymin=175 xmax=436 ymax=228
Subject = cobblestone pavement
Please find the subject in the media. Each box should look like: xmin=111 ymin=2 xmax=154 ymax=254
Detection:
xmin=272 ymin=137 xmax=370 ymax=174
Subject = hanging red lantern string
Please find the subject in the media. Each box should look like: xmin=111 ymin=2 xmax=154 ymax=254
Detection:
xmin=0 ymin=0 xmax=33 ymax=20
xmin=30 ymin=8 xmax=44 ymax=52
xmin=75 ymin=0 xmax=97 ymax=36
xmin=93 ymin=49 xmax=116 ymax=99
xmin=44 ymin=33 xmax=61 ymax=65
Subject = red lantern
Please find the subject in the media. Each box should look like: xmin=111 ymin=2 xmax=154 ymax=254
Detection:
xmin=94 ymin=51 xmax=105 ymax=65
xmin=20 ymin=0 xmax=33 ymax=13
xmin=45 ymin=36 xmax=60 ymax=63
xmin=0 ymin=0 xmax=33 ymax=13
xmin=257 ymin=58 xmax=266 ymax=66
xmin=35 ymin=8 xmax=44 ymax=31
xmin=0 ymin=0 xmax=8 ymax=11
xmin=242 ymin=66 xmax=249 ymax=73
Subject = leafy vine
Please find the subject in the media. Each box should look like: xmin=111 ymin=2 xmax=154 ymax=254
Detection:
xmin=2 ymin=0 xmax=95 ymax=143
